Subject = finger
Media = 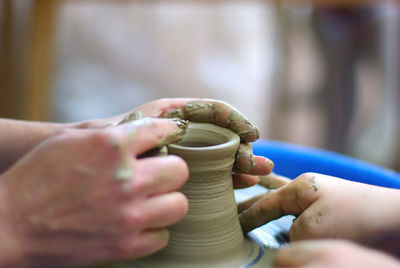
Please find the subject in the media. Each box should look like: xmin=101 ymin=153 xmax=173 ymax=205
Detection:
xmin=232 ymin=174 xmax=260 ymax=189
xmin=288 ymin=202 xmax=328 ymax=241
xmin=239 ymin=173 xmax=321 ymax=233
xmin=160 ymin=99 xmax=259 ymax=142
xmin=113 ymin=229 xmax=170 ymax=260
xmin=258 ymin=173 xmax=291 ymax=189
xmin=273 ymin=240 xmax=328 ymax=266
xmin=112 ymin=118 xmax=188 ymax=156
xmin=130 ymin=155 xmax=189 ymax=196
xmin=237 ymin=193 xmax=265 ymax=213
xmin=248 ymin=156 xmax=274 ymax=175
xmin=233 ymin=143 xmax=274 ymax=174
xmin=233 ymin=143 xmax=255 ymax=173
xmin=122 ymin=192 xmax=188 ymax=230
xmin=238 ymin=189 xmax=282 ymax=233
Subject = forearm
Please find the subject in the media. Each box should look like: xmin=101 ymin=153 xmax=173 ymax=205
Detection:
xmin=362 ymin=186 xmax=400 ymax=240
xmin=0 ymin=119 xmax=64 ymax=173
xmin=0 ymin=175 xmax=25 ymax=268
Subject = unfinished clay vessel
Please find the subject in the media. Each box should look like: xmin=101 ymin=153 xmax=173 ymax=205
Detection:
xmin=92 ymin=122 xmax=273 ymax=268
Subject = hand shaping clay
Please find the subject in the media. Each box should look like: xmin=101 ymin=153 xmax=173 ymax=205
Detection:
xmin=85 ymin=123 xmax=273 ymax=268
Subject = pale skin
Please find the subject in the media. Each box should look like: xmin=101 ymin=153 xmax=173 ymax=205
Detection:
xmin=0 ymin=98 xmax=273 ymax=267
xmin=273 ymin=240 xmax=400 ymax=268
xmin=238 ymin=172 xmax=400 ymax=267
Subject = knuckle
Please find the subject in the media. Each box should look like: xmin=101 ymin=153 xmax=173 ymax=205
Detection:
xmin=130 ymin=172 xmax=157 ymax=195
xmin=86 ymin=130 xmax=112 ymax=149
xmin=292 ymin=173 xmax=317 ymax=192
xmin=293 ymin=212 xmax=322 ymax=239
xmin=294 ymin=173 xmax=315 ymax=183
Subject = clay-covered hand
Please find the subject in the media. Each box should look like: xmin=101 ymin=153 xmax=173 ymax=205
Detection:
xmin=0 ymin=118 xmax=189 ymax=267
xmin=238 ymin=173 xmax=400 ymax=243
xmin=273 ymin=240 xmax=400 ymax=268
xmin=96 ymin=98 xmax=274 ymax=188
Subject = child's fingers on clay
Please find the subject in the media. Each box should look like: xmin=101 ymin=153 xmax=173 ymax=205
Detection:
xmin=232 ymin=174 xmax=260 ymax=189
xmin=237 ymin=193 xmax=265 ymax=214
xmin=238 ymin=189 xmax=283 ymax=233
xmin=258 ymin=173 xmax=291 ymax=189
xmin=239 ymin=173 xmax=321 ymax=233
xmin=131 ymin=156 xmax=189 ymax=197
xmin=113 ymin=118 xmax=187 ymax=156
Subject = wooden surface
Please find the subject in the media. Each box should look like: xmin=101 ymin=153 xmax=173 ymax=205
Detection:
xmin=0 ymin=0 xmax=56 ymax=121
xmin=25 ymin=0 xmax=57 ymax=121
xmin=0 ymin=0 xmax=13 ymax=119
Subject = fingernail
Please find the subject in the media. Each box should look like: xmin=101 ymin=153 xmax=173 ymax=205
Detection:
xmin=265 ymin=158 xmax=274 ymax=170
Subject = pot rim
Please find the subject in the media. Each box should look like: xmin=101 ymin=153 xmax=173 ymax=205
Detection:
xmin=168 ymin=122 xmax=240 ymax=152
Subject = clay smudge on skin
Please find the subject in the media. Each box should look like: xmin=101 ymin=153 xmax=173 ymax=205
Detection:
xmin=305 ymin=208 xmax=327 ymax=225
xmin=139 ymin=119 xmax=187 ymax=158
xmin=227 ymin=109 xmax=259 ymax=142
xmin=159 ymin=118 xmax=188 ymax=146
xmin=183 ymin=101 xmax=213 ymax=122
xmin=182 ymin=101 xmax=259 ymax=142
xmin=233 ymin=143 xmax=255 ymax=173
xmin=118 ymin=111 xmax=143 ymax=125
xmin=309 ymin=176 xmax=318 ymax=192
xmin=114 ymin=123 xmax=143 ymax=181
xmin=165 ymin=108 xmax=184 ymax=119
xmin=115 ymin=150 xmax=134 ymax=181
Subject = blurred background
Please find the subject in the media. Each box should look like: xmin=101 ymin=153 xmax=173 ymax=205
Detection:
xmin=1 ymin=0 xmax=399 ymax=171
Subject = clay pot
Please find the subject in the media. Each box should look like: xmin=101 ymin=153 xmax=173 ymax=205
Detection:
xmin=88 ymin=122 xmax=272 ymax=268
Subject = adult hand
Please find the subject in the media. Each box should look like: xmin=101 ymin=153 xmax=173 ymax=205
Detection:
xmin=0 ymin=118 xmax=189 ymax=267
xmin=79 ymin=98 xmax=274 ymax=188
xmin=273 ymin=240 xmax=400 ymax=268
xmin=238 ymin=173 xmax=400 ymax=243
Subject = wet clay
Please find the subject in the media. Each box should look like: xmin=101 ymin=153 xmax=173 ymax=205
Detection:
xmin=86 ymin=123 xmax=273 ymax=268
xmin=165 ymin=100 xmax=259 ymax=142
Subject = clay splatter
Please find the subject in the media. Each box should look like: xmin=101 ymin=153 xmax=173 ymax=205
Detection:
xmin=309 ymin=176 xmax=318 ymax=192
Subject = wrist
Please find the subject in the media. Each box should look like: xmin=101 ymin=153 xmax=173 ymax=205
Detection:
xmin=0 ymin=120 xmax=65 ymax=173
